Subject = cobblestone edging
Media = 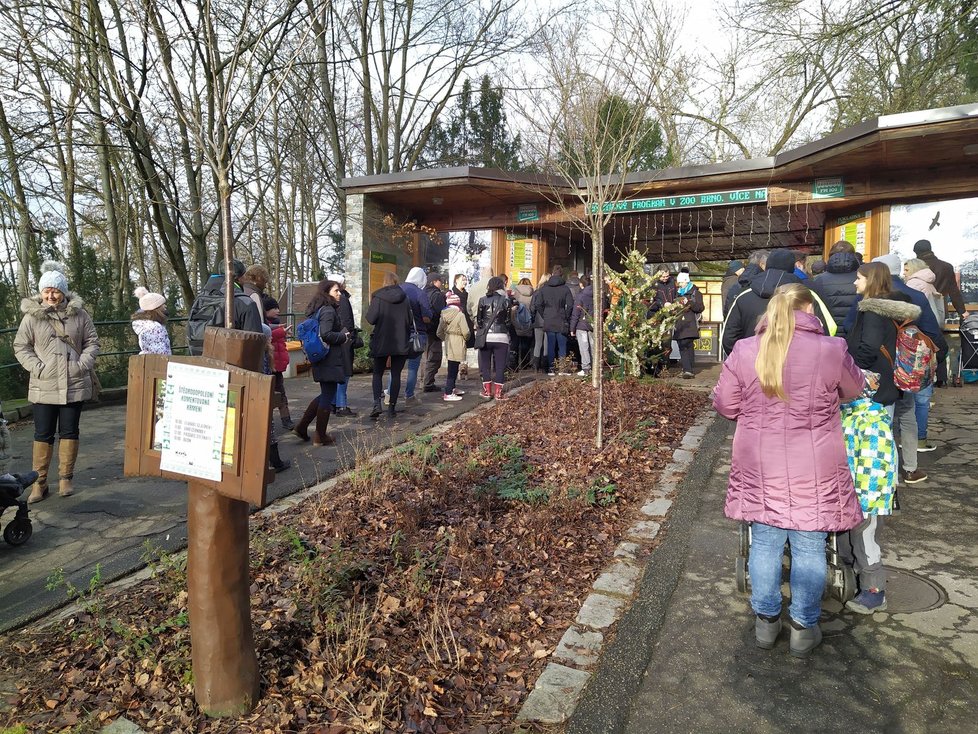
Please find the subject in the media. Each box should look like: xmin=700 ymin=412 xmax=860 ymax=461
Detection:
xmin=515 ymin=410 xmax=717 ymax=726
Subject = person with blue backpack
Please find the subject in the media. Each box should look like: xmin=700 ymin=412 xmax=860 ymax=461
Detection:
xmin=292 ymin=279 xmax=352 ymax=446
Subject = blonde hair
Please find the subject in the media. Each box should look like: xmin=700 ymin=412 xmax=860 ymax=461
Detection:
xmin=903 ymin=258 xmax=928 ymax=277
xmin=755 ymin=284 xmax=815 ymax=400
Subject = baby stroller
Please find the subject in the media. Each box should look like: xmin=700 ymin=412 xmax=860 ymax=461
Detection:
xmin=953 ymin=313 xmax=978 ymax=386
xmin=735 ymin=522 xmax=857 ymax=603
xmin=0 ymin=472 xmax=38 ymax=546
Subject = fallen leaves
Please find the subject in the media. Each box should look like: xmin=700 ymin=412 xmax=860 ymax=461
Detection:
xmin=0 ymin=378 xmax=706 ymax=733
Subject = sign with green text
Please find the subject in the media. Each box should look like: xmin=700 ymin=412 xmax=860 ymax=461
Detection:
xmin=517 ymin=204 xmax=539 ymax=222
xmin=592 ymin=187 xmax=768 ymax=214
xmin=812 ymin=177 xmax=845 ymax=199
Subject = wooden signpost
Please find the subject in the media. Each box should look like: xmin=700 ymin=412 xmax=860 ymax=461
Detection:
xmin=124 ymin=328 xmax=274 ymax=717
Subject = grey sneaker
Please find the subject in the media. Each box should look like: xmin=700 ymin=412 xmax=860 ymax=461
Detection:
xmin=788 ymin=620 xmax=822 ymax=658
xmin=755 ymin=614 xmax=782 ymax=650
xmin=846 ymin=589 xmax=887 ymax=615
xmin=404 ymin=395 xmax=421 ymax=405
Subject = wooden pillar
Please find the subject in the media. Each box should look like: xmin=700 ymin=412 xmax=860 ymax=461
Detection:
xmin=491 ymin=229 xmax=507 ymax=277
xmin=188 ymin=328 xmax=265 ymax=717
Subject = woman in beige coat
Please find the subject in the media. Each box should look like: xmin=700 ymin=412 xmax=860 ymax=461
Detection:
xmin=13 ymin=261 xmax=100 ymax=502
xmin=436 ymin=292 xmax=470 ymax=401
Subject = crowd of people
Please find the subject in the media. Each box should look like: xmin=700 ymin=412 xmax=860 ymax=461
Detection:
xmin=715 ymin=239 xmax=963 ymax=657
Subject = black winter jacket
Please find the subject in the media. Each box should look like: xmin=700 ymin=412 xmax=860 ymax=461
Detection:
xmin=337 ymin=290 xmax=357 ymax=377
xmin=722 ymin=264 xmax=763 ymax=315
xmin=187 ymin=276 xmax=263 ymax=356
xmin=531 ymin=276 xmax=574 ymax=333
xmin=919 ymin=251 xmax=966 ymax=316
xmin=424 ymin=284 xmax=447 ymax=336
xmin=811 ymin=252 xmax=860 ymax=335
xmin=845 ymin=294 xmax=920 ymax=406
xmin=721 ymin=269 xmax=830 ymax=355
xmin=476 ymin=291 xmax=513 ymax=338
xmin=366 ymin=285 xmax=413 ymax=358
xmin=310 ymin=302 xmax=350 ymax=384
xmin=570 ymin=285 xmax=594 ymax=333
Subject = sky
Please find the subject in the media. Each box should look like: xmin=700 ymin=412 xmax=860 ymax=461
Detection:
xmin=889 ymin=197 xmax=978 ymax=269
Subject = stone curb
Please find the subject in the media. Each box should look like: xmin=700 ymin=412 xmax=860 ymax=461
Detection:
xmin=516 ymin=408 xmax=718 ymax=727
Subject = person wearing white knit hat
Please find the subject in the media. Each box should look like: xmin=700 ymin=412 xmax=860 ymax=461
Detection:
xmin=131 ymin=287 xmax=171 ymax=355
xmin=13 ymin=261 xmax=100 ymax=502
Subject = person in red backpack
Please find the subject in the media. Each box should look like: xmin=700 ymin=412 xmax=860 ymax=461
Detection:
xmin=263 ymin=296 xmax=293 ymax=430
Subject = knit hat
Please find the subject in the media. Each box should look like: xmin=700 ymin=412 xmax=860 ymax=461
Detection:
xmin=327 ymin=272 xmax=345 ymax=285
xmin=261 ymin=293 xmax=280 ymax=312
xmin=676 ymin=272 xmax=690 ymax=285
xmin=873 ymin=252 xmax=902 ymax=277
xmin=427 ymin=271 xmax=444 ymax=287
xmin=913 ymin=239 xmax=932 ymax=255
xmin=218 ymin=258 xmax=246 ymax=279
xmin=38 ymin=260 xmax=69 ymax=295
xmin=725 ymin=260 xmax=743 ymax=276
xmin=765 ymin=248 xmax=797 ymax=274
xmin=134 ymin=286 xmax=166 ymax=311
xmin=445 ymin=292 xmax=461 ymax=308
xmin=406 ymin=266 xmax=427 ymax=289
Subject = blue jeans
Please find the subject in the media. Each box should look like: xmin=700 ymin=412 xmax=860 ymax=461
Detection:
xmin=545 ymin=331 xmax=567 ymax=372
xmin=390 ymin=333 xmax=426 ymax=398
xmin=913 ymin=384 xmax=933 ymax=439
xmin=334 ymin=380 xmax=348 ymax=408
xmin=748 ymin=522 xmax=826 ymax=628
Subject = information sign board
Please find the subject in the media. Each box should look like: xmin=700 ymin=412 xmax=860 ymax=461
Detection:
xmin=812 ymin=177 xmax=845 ymax=199
xmin=517 ymin=204 xmax=539 ymax=222
xmin=593 ymin=187 xmax=768 ymax=214
xmin=159 ymin=362 xmax=230 ymax=481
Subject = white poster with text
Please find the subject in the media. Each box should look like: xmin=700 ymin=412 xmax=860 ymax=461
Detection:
xmin=159 ymin=362 xmax=229 ymax=481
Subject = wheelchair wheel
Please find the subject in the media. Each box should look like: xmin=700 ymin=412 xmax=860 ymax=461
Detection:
xmin=840 ymin=565 xmax=857 ymax=603
xmin=735 ymin=556 xmax=749 ymax=593
xmin=738 ymin=523 xmax=750 ymax=558
xmin=4 ymin=518 xmax=32 ymax=546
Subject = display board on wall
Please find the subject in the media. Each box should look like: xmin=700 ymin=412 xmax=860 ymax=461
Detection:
xmin=825 ymin=210 xmax=873 ymax=258
xmin=506 ymin=233 xmax=538 ymax=285
xmin=369 ymin=251 xmax=399 ymax=295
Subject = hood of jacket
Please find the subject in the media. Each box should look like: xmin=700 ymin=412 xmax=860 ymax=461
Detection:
xmin=906 ymin=268 xmax=937 ymax=286
xmin=131 ymin=318 xmax=165 ymax=336
xmin=405 ymin=267 xmax=427 ymax=289
xmin=858 ymin=296 xmax=921 ymax=322
xmin=546 ymin=275 xmax=566 ymax=288
xmin=21 ymin=292 xmax=87 ymax=319
xmin=755 ymin=309 xmax=824 ymax=337
xmin=737 ymin=263 xmax=763 ymax=287
xmin=748 ymin=269 xmax=801 ymax=299
xmin=826 ymin=251 xmax=860 ymax=274
xmin=579 ymin=283 xmax=593 ymax=300
xmin=375 ymin=284 xmax=407 ymax=304
xmin=514 ymin=283 xmax=534 ymax=297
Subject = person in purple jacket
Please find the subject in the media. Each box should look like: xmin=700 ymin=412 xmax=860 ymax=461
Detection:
xmin=713 ymin=283 xmax=865 ymax=658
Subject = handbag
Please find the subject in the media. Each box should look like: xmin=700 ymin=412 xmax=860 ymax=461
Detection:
xmin=50 ymin=318 xmax=101 ymax=402
xmin=408 ymin=326 xmax=424 ymax=356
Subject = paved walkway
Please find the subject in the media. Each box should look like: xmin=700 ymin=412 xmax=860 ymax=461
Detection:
xmin=568 ymin=385 xmax=978 ymax=733
xmin=0 ymin=369 xmax=538 ymax=632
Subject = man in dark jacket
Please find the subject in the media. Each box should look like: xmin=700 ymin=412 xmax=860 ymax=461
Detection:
xmin=721 ymin=248 xmax=835 ymax=356
xmin=187 ymin=258 xmax=263 ymax=356
xmin=723 ymin=249 xmax=768 ymax=315
xmin=811 ymin=242 xmax=860 ymax=336
xmin=531 ymin=265 xmax=574 ymax=375
xmin=422 ymin=272 xmax=447 ymax=392
xmin=913 ymin=239 xmax=965 ymax=322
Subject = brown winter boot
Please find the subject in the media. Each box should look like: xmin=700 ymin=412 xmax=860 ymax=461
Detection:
xmin=494 ymin=383 xmax=508 ymax=401
xmin=312 ymin=406 xmax=335 ymax=446
xmin=29 ymin=441 xmax=53 ymax=503
xmin=58 ymin=438 xmax=80 ymax=497
xmin=293 ymin=398 xmax=318 ymax=441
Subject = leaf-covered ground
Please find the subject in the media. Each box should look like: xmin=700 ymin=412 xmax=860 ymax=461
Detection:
xmin=0 ymin=378 xmax=707 ymax=733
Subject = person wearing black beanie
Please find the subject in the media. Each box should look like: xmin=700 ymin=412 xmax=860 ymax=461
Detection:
xmin=721 ymin=248 xmax=835 ymax=356
xmin=913 ymin=239 xmax=965 ymax=325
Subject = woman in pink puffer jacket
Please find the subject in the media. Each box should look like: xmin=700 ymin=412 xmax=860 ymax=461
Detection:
xmin=713 ymin=284 xmax=864 ymax=658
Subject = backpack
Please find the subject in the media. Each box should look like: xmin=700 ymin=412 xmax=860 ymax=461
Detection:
xmin=883 ymin=320 xmax=936 ymax=392
xmin=514 ymin=302 xmax=533 ymax=331
xmin=186 ymin=291 xmax=226 ymax=356
xmin=296 ymin=308 xmax=330 ymax=363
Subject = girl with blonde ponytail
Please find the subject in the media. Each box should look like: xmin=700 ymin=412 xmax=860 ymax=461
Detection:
xmin=714 ymin=283 xmax=864 ymax=658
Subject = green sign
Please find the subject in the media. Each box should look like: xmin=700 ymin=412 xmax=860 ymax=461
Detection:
xmin=812 ymin=177 xmax=845 ymax=199
xmin=370 ymin=251 xmax=398 ymax=264
xmin=517 ymin=204 xmax=539 ymax=222
xmin=593 ymin=187 xmax=768 ymax=214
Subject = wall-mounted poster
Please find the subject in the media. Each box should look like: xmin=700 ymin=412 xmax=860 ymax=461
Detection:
xmin=369 ymin=251 xmax=399 ymax=295
xmin=507 ymin=233 xmax=537 ymax=285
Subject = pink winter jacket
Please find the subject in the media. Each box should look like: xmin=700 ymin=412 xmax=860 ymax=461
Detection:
xmin=713 ymin=311 xmax=865 ymax=532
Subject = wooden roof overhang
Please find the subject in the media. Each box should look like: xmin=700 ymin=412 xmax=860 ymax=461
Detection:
xmin=342 ymin=104 xmax=978 ymax=262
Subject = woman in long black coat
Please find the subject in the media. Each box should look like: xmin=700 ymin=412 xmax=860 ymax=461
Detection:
xmin=293 ymin=280 xmax=352 ymax=445
xmin=366 ymin=271 xmax=414 ymax=418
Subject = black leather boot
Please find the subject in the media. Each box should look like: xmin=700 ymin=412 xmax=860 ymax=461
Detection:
xmin=370 ymin=400 xmax=383 ymax=419
xmin=269 ymin=443 xmax=290 ymax=472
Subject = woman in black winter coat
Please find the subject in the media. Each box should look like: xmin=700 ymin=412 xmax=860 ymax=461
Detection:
xmin=293 ymin=280 xmax=352 ymax=446
xmin=846 ymin=262 xmax=920 ymax=407
xmin=475 ymin=276 xmax=514 ymax=400
xmin=366 ymin=271 xmax=414 ymax=418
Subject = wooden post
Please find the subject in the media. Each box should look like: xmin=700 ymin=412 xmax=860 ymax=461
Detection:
xmin=188 ymin=328 xmax=265 ymax=716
